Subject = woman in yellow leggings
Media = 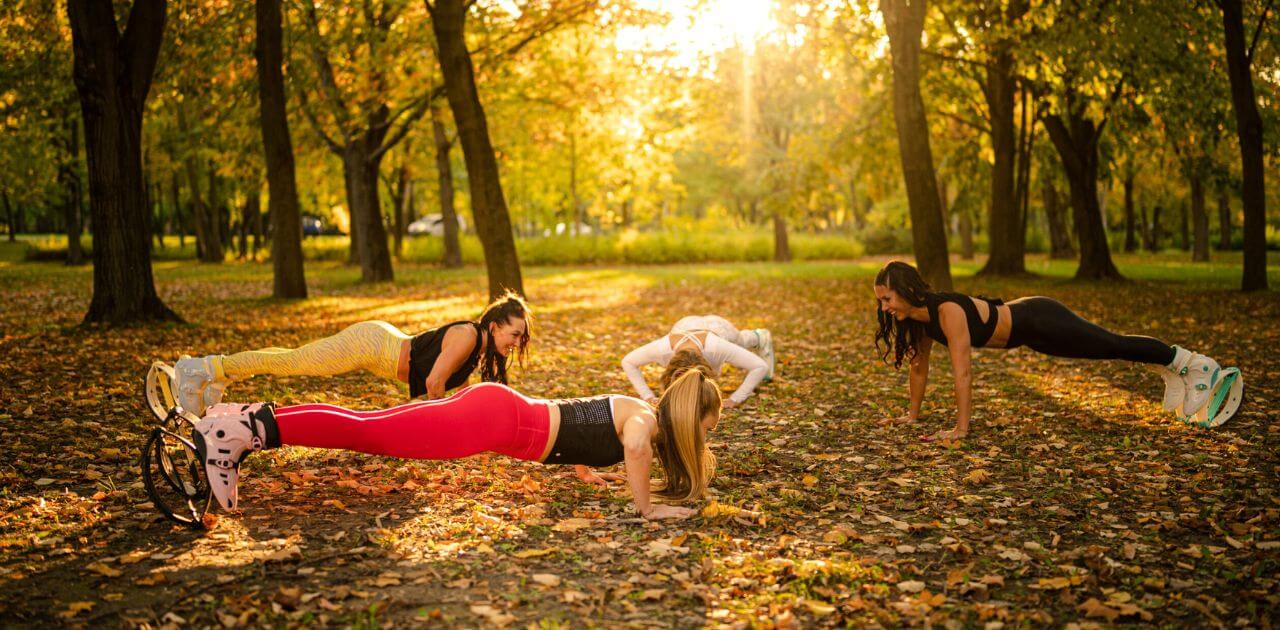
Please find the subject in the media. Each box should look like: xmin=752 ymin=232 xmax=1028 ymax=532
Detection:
xmin=157 ymin=294 xmax=532 ymax=416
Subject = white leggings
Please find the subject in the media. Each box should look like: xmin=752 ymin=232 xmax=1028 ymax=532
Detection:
xmin=669 ymin=315 xmax=760 ymax=349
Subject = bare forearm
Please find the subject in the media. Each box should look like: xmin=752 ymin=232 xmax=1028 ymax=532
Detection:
xmin=952 ymin=371 xmax=971 ymax=427
xmin=624 ymin=448 xmax=654 ymax=516
xmin=907 ymin=366 xmax=928 ymax=417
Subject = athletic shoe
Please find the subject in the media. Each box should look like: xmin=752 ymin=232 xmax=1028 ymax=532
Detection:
xmin=192 ymin=403 xmax=276 ymax=510
xmin=1182 ymin=367 xmax=1244 ymax=428
xmin=174 ymin=355 xmax=220 ymax=416
xmin=1180 ymin=352 xmax=1221 ymax=416
xmin=1151 ymin=346 xmax=1192 ymax=413
xmin=145 ymin=361 xmax=178 ymax=422
xmin=756 ymin=328 xmax=775 ymax=381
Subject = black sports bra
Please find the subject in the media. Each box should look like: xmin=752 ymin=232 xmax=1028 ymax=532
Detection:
xmin=542 ymin=396 xmax=624 ymax=467
xmin=407 ymin=321 xmax=484 ymax=398
xmin=923 ymin=292 xmax=1004 ymax=348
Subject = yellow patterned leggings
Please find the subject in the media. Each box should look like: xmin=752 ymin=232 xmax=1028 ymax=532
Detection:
xmin=220 ymin=321 xmax=410 ymax=382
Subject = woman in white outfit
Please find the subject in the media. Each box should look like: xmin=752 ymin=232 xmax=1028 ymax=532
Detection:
xmin=622 ymin=316 xmax=775 ymax=409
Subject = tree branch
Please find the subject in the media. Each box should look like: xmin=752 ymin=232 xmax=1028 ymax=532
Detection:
xmin=1247 ymin=0 xmax=1275 ymax=63
xmin=298 ymin=90 xmax=344 ymax=154
xmin=300 ymin=0 xmax=353 ymax=140
xmin=372 ymin=88 xmax=442 ymax=160
xmin=120 ymin=0 xmax=167 ymax=106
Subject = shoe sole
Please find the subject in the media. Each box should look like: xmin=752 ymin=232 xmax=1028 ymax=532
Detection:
xmin=145 ymin=361 xmax=178 ymax=423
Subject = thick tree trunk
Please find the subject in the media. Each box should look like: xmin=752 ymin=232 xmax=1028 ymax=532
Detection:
xmin=1217 ymin=183 xmax=1232 ymax=250
xmin=979 ymin=45 xmax=1024 ymax=275
xmin=880 ymin=0 xmax=952 ymax=290
xmin=773 ymin=212 xmax=791 ymax=262
xmin=1191 ymin=171 xmax=1209 ymax=262
xmin=1042 ymin=108 xmax=1122 ymax=280
xmin=60 ymin=117 xmax=86 ymax=265
xmin=1217 ymin=0 xmax=1268 ymax=291
xmin=341 ymin=137 xmax=394 ymax=282
xmin=432 ymin=0 xmax=523 ymax=297
xmin=1044 ymin=178 xmax=1075 ymax=259
xmin=68 ymin=0 xmax=179 ymax=323
xmin=1122 ymin=173 xmax=1137 ymax=253
xmin=432 ymin=105 xmax=462 ymax=268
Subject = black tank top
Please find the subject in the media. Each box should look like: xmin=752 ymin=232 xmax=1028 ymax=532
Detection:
xmin=541 ymin=396 xmax=624 ymax=467
xmin=923 ymin=292 xmax=1004 ymax=348
xmin=407 ymin=321 xmax=484 ymax=398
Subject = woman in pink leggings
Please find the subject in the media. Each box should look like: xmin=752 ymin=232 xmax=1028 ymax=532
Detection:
xmin=186 ymin=370 xmax=721 ymax=521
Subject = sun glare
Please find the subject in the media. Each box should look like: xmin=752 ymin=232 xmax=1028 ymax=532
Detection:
xmin=615 ymin=0 xmax=778 ymax=68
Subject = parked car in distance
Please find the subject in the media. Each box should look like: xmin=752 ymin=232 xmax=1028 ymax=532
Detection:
xmin=407 ymin=213 xmax=466 ymax=237
xmin=301 ymin=215 xmax=324 ymax=237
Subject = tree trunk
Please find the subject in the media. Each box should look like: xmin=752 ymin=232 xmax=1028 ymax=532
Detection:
xmin=169 ymin=171 xmax=184 ymax=250
xmin=958 ymin=203 xmax=974 ymax=259
xmin=1191 ymin=171 xmax=1209 ymax=262
xmin=1179 ymin=200 xmax=1190 ymax=252
xmin=390 ymin=145 xmax=411 ymax=259
xmin=431 ymin=0 xmax=523 ymax=297
xmin=979 ymin=44 xmax=1024 ymax=275
xmin=1217 ymin=183 xmax=1232 ymax=250
xmin=1044 ymin=178 xmax=1075 ymax=259
xmin=1122 ymin=173 xmax=1137 ymax=253
xmin=773 ymin=211 xmax=791 ymax=262
xmin=341 ymin=135 xmax=395 ymax=282
xmin=432 ymin=105 xmax=462 ymax=268
xmin=68 ymin=0 xmax=179 ymax=324
xmin=1147 ymin=205 xmax=1162 ymax=252
xmin=1042 ymin=106 xmax=1122 ymax=280
xmin=60 ymin=116 xmax=86 ymax=265
xmin=255 ymin=0 xmax=306 ymax=295
xmin=240 ymin=191 xmax=259 ymax=260
xmin=3 ymin=192 xmax=14 ymax=242
xmin=1217 ymin=0 xmax=1268 ymax=291
xmin=880 ymin=0 xmax=953 ymax=290
xmin=207 ymin=163 xmax=226 ymax=261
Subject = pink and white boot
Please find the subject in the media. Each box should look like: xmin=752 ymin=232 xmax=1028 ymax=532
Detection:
xmin=192 ymin=403 xmax=279 ymax=511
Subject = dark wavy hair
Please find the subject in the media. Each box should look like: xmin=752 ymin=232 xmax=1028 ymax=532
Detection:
xmin=874 ymin=261 xmax=932 ymax=369
xmin=477 ymin=292 xmax=532 ymax=384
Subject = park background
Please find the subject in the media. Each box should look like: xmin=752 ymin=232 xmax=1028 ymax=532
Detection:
xmin=1 ymin=0 xmax=1279 ymax=626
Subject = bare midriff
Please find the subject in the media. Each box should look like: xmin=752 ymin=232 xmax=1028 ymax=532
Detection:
xmin=397 ymin=339 xmax=412 ymax=383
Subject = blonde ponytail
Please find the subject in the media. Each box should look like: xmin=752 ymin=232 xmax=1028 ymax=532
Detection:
xmin=653 ymin=368 xmax=720 ymax=502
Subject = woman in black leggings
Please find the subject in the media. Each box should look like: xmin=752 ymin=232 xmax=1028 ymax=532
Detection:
xmin=872 ymin=261 xmax=1242 ymax=441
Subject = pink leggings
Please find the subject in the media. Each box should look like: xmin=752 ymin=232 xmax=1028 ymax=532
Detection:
xmin=273 ymin=383 xmax=551 ymax=462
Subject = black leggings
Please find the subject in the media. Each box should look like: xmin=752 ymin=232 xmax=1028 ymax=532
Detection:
xmin=1005 ymin=297 xmax=1175 ymax=365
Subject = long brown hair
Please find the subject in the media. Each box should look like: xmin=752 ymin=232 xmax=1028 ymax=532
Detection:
xmin=652 ymin=369 xmax=720 ymax=503
xmin=660 ymin=348 xmax=714 ymax=392
xmin=477 ymin=292 xmax=532 ymax=384
xmin=874 ymin=261 xmax=931 ymax=369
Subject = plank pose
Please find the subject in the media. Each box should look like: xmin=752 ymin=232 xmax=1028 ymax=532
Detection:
xmin=873 ymin=261 xmax=1242 ymax=441
xmin=141 ymin=370 xmax=721 ymax=526
xmin=622 ymin=315 xmax=775 ymax=409
xmin=147 ymin=294 xmax=531 ymax=416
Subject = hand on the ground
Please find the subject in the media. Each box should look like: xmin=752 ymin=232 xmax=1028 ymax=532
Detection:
xmin=921 ymin=428 xmax=968 ymax=442
xmin=643 ymin=504 xmax=697 ymax=520
xmin=577 ymin=469 xmax=626 ymax=486
xmin=723 ymin=399 xmax=738 ymax=409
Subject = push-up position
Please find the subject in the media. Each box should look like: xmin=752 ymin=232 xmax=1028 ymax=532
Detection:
xmin=147 ymin=294 xmax=531 ymax=417
xmin=873 ymin=261 xmax=1242 ymax=441
xmin=622 ymin=315 xmax=774 ymax=409
xmin=140 ymin=370 xmax=721 ymax=526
